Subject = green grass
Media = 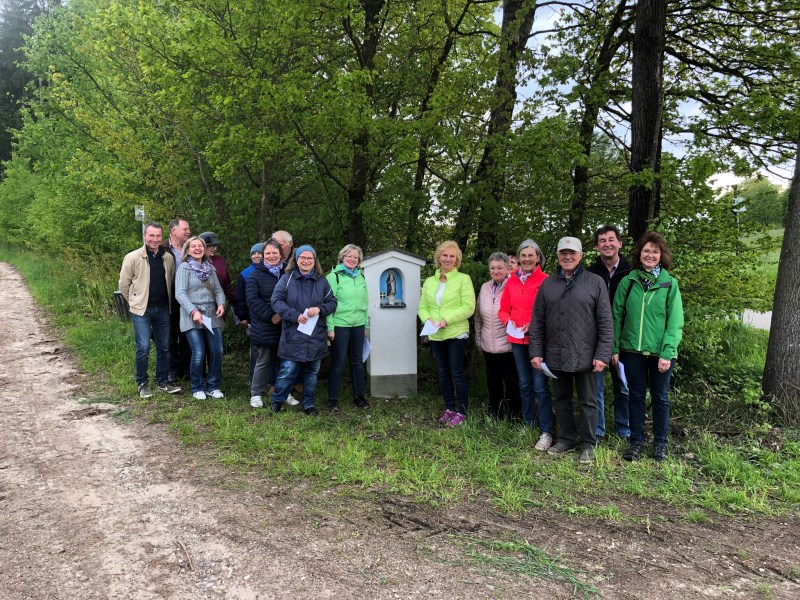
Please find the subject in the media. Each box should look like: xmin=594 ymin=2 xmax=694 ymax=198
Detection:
xmin=456 ymin=536 xmax=600 ymax=598
xmin=3 ymin=242 xmax=800 ymax=527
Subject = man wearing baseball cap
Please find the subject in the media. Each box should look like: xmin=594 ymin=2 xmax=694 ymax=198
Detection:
xmin=529 ymin=236 xmax=613 ymax=464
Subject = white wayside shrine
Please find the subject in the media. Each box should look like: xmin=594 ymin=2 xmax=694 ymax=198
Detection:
xmin=360 ymin=248 xmax=427 ymax=398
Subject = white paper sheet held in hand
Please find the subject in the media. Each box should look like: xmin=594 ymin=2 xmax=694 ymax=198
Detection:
xmin=505 ymin=321 xmax=525 ymax=339
xmin=615 ymin=361 xmax=629 ymax=394
xmin=419 ymin=320 xmax=440 ymax=336
xmin=541 ymin=362 xmax=557 ymax=379
xmin=362 ymin=337 xmax=371 ymax=362
xmin=297 ymin=309 xmax=319 ymax=336
xmin=201 ymin=314 xmax=214 ymax=332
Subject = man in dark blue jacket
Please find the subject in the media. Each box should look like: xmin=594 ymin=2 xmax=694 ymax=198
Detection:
xmin=586 ymin=225 xmax=632 ymax=440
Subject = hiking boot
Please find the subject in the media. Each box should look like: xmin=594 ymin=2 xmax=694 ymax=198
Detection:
xmin=579 ymin=448 xmax=595 ymax=464
xmin=157 ymin=383 xmax=182 ymax=394
xmin=207 ymin=389 xmax=225 ymax=399
xmin=534 ymin=432 xmax=553 ymax=451
xmin=138 ymin=383 xmax=152 ymax=398
xmin=192 ymin=391 xmax=207 ymax=400
xmin=653 ymin=443 xmax=668 ymax=462
xmin=547 ymin=441 xmax=576 ymax=455
xmin=304 ymin=407 xmax=319 ymax=416
xmin=354 ymin=396 xmax=370 ymax=409
xmin=446 ymin=413 xmax=465 ymax=427
xmin=623 ymin=442 xmax=645 ymax=462
xmin=249 ymin=396 xmax=264 ymax=408
xmin=438 ymin=409 xmax=456 ymax=424
xmin=286 ymin=393 xmax=299 ymax=406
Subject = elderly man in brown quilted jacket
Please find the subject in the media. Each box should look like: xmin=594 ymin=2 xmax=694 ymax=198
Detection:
xmin=529 ymin=237 xmax=613 ymax=464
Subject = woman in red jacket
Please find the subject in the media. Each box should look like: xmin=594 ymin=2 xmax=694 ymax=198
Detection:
xmin=498 ymin=239 xmax=554 ymax=450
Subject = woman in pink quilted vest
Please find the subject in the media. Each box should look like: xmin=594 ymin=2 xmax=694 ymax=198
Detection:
xmin=474 ymin=252 xmax=520 ymax=420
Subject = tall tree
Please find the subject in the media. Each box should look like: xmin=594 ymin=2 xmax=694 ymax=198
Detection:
xmin=453 ymin=0 xmax=537 ymax=259
xmin=763 ymin=127 xmax=800 ymax=422
xmin=0 ymin=0 xmax=45 ymax=169
xmin=627 ymin=0 xmax=667 ymax=242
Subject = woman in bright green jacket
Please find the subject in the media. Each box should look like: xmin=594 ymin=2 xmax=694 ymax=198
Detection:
xmin=418 ymin=240 xmax=476 ymax=427
xmin=612 ymin=231 xmax=684 ymax=462
xmin=326 ymin=244 xmax=369 ymax=411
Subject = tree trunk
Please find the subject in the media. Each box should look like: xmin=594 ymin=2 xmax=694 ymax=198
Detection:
xmin=258 ymin=158 xmax=272 ymax=242
xmin=763 ymin=130 xmax=800 ymax=424
xmin=405 ymin=2 xmax=472 ymax=253
xmin=627 ymin=0 xmax=666 ymax=243
xmin=347 ymin=129 xmax=369 ymax=248
xmin=568 ymin=0 xmax=630 ymax=237
xmin=341 ymin=0 xmax=385 ymax=250
xmin=453 ymin=0 xmax=537 ymax=259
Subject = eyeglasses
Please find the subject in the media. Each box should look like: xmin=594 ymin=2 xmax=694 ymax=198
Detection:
xmin=297 ymin=255 xmax=315 ymax=261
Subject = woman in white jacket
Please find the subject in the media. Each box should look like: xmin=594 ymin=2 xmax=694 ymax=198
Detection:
xmin=474 ymin=252 xmax=520 ymax=420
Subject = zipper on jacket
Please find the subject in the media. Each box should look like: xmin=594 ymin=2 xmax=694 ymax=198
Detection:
xmin=636 ymin=285 xmax=658 ymax=351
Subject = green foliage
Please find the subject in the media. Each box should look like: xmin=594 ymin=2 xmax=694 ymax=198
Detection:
xmin=737 ymin=178 xmax=789 ymax=227
xmin=674 ymin=316 xmax=771 ymax=434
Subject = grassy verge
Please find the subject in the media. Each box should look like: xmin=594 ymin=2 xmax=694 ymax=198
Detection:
xmin=3 ymin=244 xmax=799 ymax=526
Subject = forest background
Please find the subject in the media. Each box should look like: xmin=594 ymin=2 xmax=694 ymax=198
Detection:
xmin=0 ymin=0 xmax=798 ymax=425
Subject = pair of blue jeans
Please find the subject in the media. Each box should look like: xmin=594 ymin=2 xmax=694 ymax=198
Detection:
xmin=185 ymin=327 xmax=223 ymax=393
xmin=429 ymin=338 xmax=468 ymax=415
xmin=131 ymin=305 xmax=171 ymax=386
xmin=327 ymin=325 xmax=366 ymax=405
xmin=621 ymin=351 xmax=674 ymax=445
xmin=511 ymin=344 xmax=554 ymax=433
xmin=595 ymin=365 xmax=631 ymax=437
xmin=272 ymin=359 xmax=321 ymax=410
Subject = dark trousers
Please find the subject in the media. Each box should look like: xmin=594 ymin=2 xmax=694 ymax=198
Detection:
xmin=429 ymin=338 xmax=469 ymax=415
xmin=551 ymin=370 xmax=598 ymax=449
xmin=482 ymin=351 xmax=520 ymax=420
xmin=250 ymin=344 xmax=278 ymax=397
xmin=169 ymin=301 xmax=190 ymax=378
xmin=327 ymin=325 xmax=366 ymax=405
xmin=621 ymin=351 xmax=674 ymax=445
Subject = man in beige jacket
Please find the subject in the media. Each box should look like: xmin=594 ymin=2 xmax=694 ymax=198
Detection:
xmin=119 ymin=221 xmax=181 ymax=398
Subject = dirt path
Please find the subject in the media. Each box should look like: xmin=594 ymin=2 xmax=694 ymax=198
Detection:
xmin=0 ymin=261 xmax=798 ymax=599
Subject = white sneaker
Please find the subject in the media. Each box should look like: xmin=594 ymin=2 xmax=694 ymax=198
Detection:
xmin=249 ymin=396 xmax=264 ymax=408
xmin=534 ymin=432 xmax=553 ymax=451
xmin=208 ymin=389 xmax=225 ymax=399
xmin=192 ymin=391 xmax=207 ymax=400
xmin=286 ymin=393 xmax=299 ymax=406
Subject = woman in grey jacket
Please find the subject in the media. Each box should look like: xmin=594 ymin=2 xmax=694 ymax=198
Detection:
xmin=175 ymin=236 xmax=227 ymax=400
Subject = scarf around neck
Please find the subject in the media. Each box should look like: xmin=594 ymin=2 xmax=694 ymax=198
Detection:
xmin=187 ymin=257 xmax=213 ymax=282
xmin=636 ymin=265 xmax=661 ymax=290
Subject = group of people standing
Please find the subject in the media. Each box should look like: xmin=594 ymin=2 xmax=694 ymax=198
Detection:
xmin=423 ymin=226 xmax=683 ymax=463
xmin=119 ymin=221 xmax=370 ymax=417
xmin=120 ymin=220 xmax=684 ymax=463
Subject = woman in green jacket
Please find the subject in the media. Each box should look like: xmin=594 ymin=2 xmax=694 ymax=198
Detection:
xmin=418 ymin=240 xmax=476 ymax=427
xmin=612 ymin=232 xmax=684 ymax=462
xmin=326 ymin=244 xmax=370 ymax=411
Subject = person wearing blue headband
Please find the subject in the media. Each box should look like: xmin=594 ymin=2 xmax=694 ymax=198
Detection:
xmin=268 ymin=244 xmax=337 ymax=416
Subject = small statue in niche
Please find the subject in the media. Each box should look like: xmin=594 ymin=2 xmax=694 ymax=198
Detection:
xmin=386 ymin=270 xmax=397 ymax=303
xmin=380 ymin=269 xmax=405 ymax=307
